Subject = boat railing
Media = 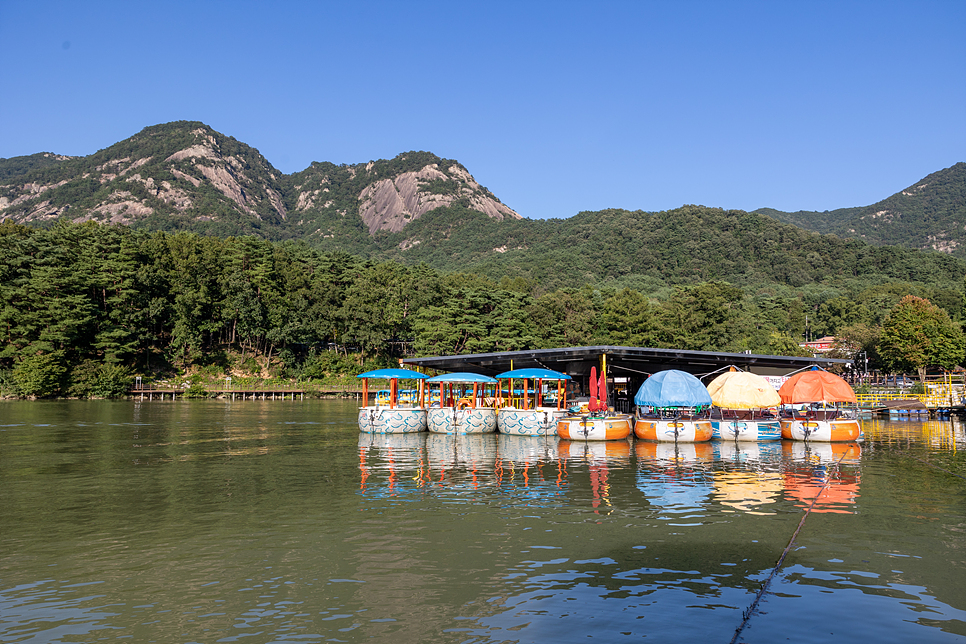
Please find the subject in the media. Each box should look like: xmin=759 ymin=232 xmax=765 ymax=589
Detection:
xmin=613 ymin=398 xmax=632 ymax=414
xmin=636 ymin=406 xmax=710 ymax=420
xmin=711 ymin=408 xmax=779 ymax=420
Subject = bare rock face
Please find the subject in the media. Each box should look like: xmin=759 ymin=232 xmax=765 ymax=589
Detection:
xmin=0 ymin=123 xmax=520 ymax=240
xmin=0 ymin=124 xmax=287 ymax=227
xmin=357 ymin=163 xmax=519 ymax=234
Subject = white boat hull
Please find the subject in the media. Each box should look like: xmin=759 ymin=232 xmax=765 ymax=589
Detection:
xmin=781 ymin=418 xmax=862 ymax=442
xmin=498 ymin=407 xmax=566 ymax=436
xmin=711 ymin=420 xmax=781 ymax=441
xmin=428 ymin=407 xmax=497 ymax=434
xmin=557 ymin=415 xmax=633 ymax=441
xmin=634 ymin=419 xmax=713 ymax=442
xmin=358 ymin=406 xmax=427 ymax=433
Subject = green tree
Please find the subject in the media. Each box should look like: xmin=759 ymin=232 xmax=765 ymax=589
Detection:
xmin=12 ymin=351 xmax=67 ymax=398
xmin=600 ymin=288 xmax=657 ymax=347
xmin=655 ymin=282 xmax=747 ymax=351
xmin=879 ymin=296 xmax=966 ymax=380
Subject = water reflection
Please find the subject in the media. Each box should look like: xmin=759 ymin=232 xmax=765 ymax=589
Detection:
xmin=3 ymin=403 xmax=966 ymax=643
xmin=357 ymin=433 xmax=571 ymax=502
xmin=714 ymin=439 xmax=784 ymax=464
xmin=782 ymin=442 xmax=862 ymax=514
xmin=634 ymin=442 xmax=714 ymax=525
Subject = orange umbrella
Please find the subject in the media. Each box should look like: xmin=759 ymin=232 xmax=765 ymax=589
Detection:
xmin=778 ymin=369 xmax=857 ymax=404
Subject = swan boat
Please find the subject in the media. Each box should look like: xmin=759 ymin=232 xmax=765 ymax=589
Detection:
xmin=495 ymin=368 xmax=572 ymax=436
xmin=425 ymin=372 xmax=498 ymax=434
xmin=357 ymin=368 xmax=428 ymax=433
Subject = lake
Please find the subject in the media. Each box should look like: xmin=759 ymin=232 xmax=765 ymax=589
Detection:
xmin=1 ymin=400 xmax=964 ymax=643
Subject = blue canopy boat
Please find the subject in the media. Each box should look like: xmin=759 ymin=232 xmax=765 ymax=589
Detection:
xmin=357 ymin=368 xmax=428 ymax=433
xmin=633 ymin=370 xmax=713 ymax=442
xmin=425 ymin=372 xmax=499 ymax=434
xmin=495 ymin=368 xmax=572 ymax=436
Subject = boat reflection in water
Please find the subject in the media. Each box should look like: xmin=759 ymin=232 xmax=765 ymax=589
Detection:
xmin=357 ymin=432 xmax=571 ymax=503
xmin=559 ymin=439 xmax=631 ymax=513
xmin=635 ymin=440 xmax=714 ymax=464
xmin=357 ymin=431 xmax=428 ymax=496
xmin=713 ymin=471 xmax=784 ymax=515
xmin=425 ymin=432 xmax=498 ymax=478
xmin=634 ymin=440 xmax=714 ymax=524
xmin=714 ymin=439 xmax=784 ymax=464
xmin=782 ymin=441 xmax=862 ymax=514
xmin=494 ymin=435 xmax=565 ymax=495
xmin=710 ymin=441 xmax=785 ymax=515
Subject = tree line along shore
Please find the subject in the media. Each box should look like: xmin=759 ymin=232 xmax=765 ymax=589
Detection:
xmin=1 ymin=220 xmax=963 ymax=399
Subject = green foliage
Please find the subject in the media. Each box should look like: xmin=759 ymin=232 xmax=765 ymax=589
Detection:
xmin=68 ymin=360 xmax=133 ymax=398
xmin=879 ymin=295 xmax=966 ymax=379
xmin=297 ymin=350 xmax=360 ymax=380
xmin=3 ymin=216 xmax=966 ymax=398
xmin=12 ymin=351 xmax=66 ymax=398
xmin=0 ymin=152 xmax=74 ymax=180
xmin=183 ymin=382 xmax=210 ymax=398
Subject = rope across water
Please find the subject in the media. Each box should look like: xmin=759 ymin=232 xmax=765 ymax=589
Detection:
xmin=728 ymin=443 xmax=854 ymax=644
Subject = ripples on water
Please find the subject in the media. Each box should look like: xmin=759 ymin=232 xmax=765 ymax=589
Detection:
xmin=1 ymin=401 xmax=965 ymax=643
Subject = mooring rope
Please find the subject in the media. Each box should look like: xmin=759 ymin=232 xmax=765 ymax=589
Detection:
xmin=728 ymin=444 xmax=853 ymax=644
xmin=907 ymin=454 xmax=966 ymax=482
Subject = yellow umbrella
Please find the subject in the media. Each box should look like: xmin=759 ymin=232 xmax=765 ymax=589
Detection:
xmin=706 ymin=369 xmax=781 ymax=409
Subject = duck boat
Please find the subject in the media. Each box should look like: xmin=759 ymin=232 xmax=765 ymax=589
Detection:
xmin=425 ymin=372 xmax=498 ymax=434
xmin=557 ymin=365 xmax=632 ymax=440
xmin=706 ymin=368 xmax=782 ymax=441
xmin=357 ymin=368 xmax=428 ymax=433
xmin=633 ymin=370 xmax=713 ymax=442
xmin=495 ymin=368 xmax=572 ymax=436
xmin=778 ymin=367 xmax=861 ymax=442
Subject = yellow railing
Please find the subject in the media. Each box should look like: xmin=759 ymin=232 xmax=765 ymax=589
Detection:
xmin=854 ymin=385 xmax=963 ymax=409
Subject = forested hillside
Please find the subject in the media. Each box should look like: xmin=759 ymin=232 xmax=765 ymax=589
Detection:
xmin=358 ymin=205 xmax=966 ymax=295
xmin=758 ymin=163 xmax=966 ymax=256
xmin=2 ymin=221 xmax=964 ymax=397
xmin=2 ymin=123 xmax=965 ymax=398
xmin=0 ymin=152 xmax=75 ymax=181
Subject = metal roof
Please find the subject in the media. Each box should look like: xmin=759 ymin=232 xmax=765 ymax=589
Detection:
xmin=402 ymin=345 xmax=850 ymax=379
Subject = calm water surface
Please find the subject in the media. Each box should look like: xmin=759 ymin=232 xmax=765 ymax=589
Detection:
xmin=1 ymin=400 xmax=965 ymax=643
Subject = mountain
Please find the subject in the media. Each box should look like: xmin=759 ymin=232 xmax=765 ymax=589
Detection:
xmin=0 ymin=152 xmax=76 ymax=181
xmin=757 ymin=163 xmax=966 ymax=256
xmin=0 ymin=122 xmax=288 ymax=237
xmin=0 ymin=122 xmax=519 ymax=243
xmin=2 ymin=122 xmax=964 ymax=293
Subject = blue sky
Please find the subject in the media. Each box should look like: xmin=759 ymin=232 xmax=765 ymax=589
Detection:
xmin=1 ymin=0 xmax=963 ymax=219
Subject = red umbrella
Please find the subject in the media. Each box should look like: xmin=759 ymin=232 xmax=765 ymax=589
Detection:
xmin=598 ymin=369 xmax=607 ymax=411
xmin=779 ymin=369 xmax=857 ymax=404
xmin=589 ymin=366 xmax=599 ymax=412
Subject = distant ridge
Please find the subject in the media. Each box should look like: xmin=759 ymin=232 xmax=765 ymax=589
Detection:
xmin=756 ymin=162 xmax=966 ymax=256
